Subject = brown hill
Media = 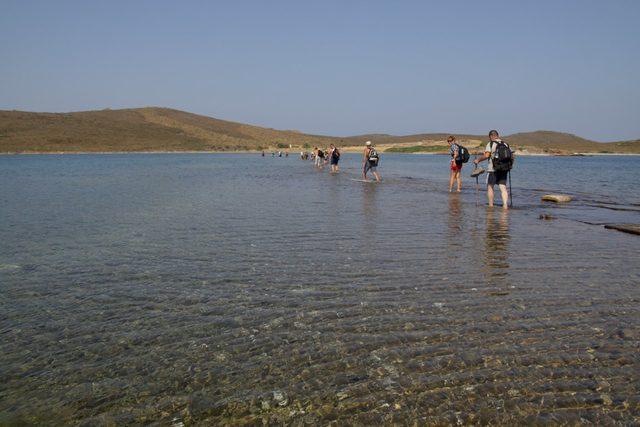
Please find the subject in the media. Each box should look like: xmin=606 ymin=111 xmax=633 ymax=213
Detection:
xmin=0 ymin=107 xmax=336 ymax=153
xmin=0 ymin=107 xmax=638 ymax=154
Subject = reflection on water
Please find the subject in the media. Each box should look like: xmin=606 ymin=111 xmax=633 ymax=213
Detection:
xmin=0 ymin=154 xmax=639 ymax=425
xmin=361 ymin=183 xmax=378 ymax=232
xmin=446 ymin=194 xmax=463 ymax=252
xmin=483 ymin=208 xmax=511 ymax=285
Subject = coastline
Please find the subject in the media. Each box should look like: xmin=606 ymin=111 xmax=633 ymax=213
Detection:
xmin=1 ymin=149 xmax=639 ymax=156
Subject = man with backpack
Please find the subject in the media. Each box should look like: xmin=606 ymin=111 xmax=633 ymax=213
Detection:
xmin=447 ymin=135 xmax=469 ymax=192
xmin=362 ymin=141 xmax=381 ymax=182
xmin=329 ymin=143 xmax=341 ymax=173
xmin=473 ymin=130 xmax=513 ymax=209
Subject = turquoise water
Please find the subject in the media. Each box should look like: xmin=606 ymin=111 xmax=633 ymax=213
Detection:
xmin=1 ymin=153 xmax=639 ymax=424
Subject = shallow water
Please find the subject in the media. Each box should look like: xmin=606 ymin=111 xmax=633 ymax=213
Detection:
xmin=1 ymin=153 xmax=639 ymax=425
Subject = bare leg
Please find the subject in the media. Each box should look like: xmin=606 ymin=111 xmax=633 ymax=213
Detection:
xmin=499 ymin=183 xmax=509 ymax=209
xmin=487 ymin=184 xmax=495 ymax=207
xmin=449 ymin=170 xmax=455 ymax=192
xmin=373 ymin=171 xmax=381 ymax=182
xmin=456 ymin=171 xmax=461 ymax=192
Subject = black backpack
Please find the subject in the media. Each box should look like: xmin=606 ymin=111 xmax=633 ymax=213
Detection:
xmin=456 ymin=145 xmax=470 ymax=164
xmin=368 ymin=147 xmax=379 ymax=165
xmin=491 ymin=140 xmax=512 ymax=172
xmin=332 ymin=148 xmax=340 ymax=159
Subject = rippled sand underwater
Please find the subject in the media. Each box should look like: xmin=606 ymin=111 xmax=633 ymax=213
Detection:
xmin=1 ymin=153 xmax=639 ymax=425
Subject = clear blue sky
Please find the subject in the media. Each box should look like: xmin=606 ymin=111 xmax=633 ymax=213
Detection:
xmin=1 ymin=0 xmax=639 ymax=141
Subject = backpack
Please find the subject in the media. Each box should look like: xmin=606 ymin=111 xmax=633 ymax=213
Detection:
xmin=456 ymin=145 xmax=470 ymax=164
xmin=368 ymin=147 xmax=379 ymax=165
xmin=491 ymin=140 xmax=512 ymax=172
xmin=332 ymin=148 xmax=340 ymax=159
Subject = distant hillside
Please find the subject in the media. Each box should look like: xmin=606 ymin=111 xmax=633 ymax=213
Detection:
xmin=1 ymin=107 xmax=638 ymax=154
xmin=0 ymin=108 xmax=337 ymax=153
xmin=503 ymin=131 xmax=640 ymax=154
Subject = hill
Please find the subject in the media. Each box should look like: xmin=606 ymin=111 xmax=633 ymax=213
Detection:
xmin=0 ymin=107 xmax=638 ymax=154
xmin=0 ymin=108 xmax=337 ymax=153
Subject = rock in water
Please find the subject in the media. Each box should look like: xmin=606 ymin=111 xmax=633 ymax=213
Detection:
xmin=542 ymin=194 xmax=573 ymax=203
xmin=604 ymin=224 xmax=640 ymax=236
xmin=273 ymin=390 xmax=288 ymax=406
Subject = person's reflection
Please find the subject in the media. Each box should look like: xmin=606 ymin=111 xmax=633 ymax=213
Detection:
xmin=360 ymin=184 xmax=378 ymax=245
xmin=447 ymin=193 xmax=463 ymax=251
xmin=483 ymin=208 xmax=510 ymax=285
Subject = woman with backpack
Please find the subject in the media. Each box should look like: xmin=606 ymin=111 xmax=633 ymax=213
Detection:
xmin=314 ymin=147 xmax=325 ymax=168
xmin=473 ymin=130 xmax=513 ymax=209
xmin=329 ymin=144 xmax=340 ymax=173
xmin=447 ymin=135 xmax=463 ymax=193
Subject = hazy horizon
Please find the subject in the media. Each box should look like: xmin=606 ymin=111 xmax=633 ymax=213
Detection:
xmin=2 ymin=0 xmax=639 ymax=142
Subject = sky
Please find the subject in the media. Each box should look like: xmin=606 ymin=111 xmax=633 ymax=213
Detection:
xmin=1 ymin=0 xmax=639 ymax=141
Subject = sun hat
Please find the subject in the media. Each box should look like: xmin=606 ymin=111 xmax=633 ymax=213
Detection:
xmin=365 ymin=141 xmax=372 ymax=146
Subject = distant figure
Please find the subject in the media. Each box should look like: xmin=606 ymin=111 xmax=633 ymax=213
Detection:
xmin=329 ymin=144 xmax=341 ymax=173
xmin=447 ymin=135 xmax=462 ymax=192
xmin=362 ymin=141 xmax=381 ymax=182
xmin=473 ymin=130 xmax=513 ymax=208
xmin=271 ymin=152 xmax=275 ymax=157
xmin=285 ymin=151 xmax=288 ymax=157
xmin=278 ymin=151 xmax=282 ymax=157
xmin=315 ymin=147 xmax=325 ymax=167
xmin=261 ymin=151 xmax=265 ymax=157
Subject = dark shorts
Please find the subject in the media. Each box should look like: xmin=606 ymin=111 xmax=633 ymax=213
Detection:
xmin=364 ymin=161 xmax=378 ymax=173
xmin=487 ymin=170 xmax=508 ymax=186
xmin=331 ymin=157 xmax=339 ymax=165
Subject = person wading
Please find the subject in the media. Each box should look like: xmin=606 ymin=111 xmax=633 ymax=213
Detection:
xmin=447 ymin=135 xmax=463 ymax=192
xmin=473 ymin=130 xmax=513 ymax=209
xmin=362 ymin=141 xmax=381 ymax=182
xmin=314 ymin=147 xmax=324 ymax=168
xmin=329 ymin=143 xmax=341 ymax=173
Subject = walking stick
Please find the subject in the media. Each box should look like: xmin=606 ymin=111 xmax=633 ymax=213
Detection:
xmin=475 ymin=174 xmax=479 ymax=206
xmin=471 ymin=154 xmax=484 ymax=207
xmin=508 ymin=170 xmax=513 ymax=207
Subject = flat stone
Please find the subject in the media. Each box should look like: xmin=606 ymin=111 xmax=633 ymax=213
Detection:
xmin=542 ymin=194 xmax=573 ymax=203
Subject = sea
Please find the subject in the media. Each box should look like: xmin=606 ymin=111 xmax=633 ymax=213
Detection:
xmin=1 ymin=153 xmax=639 ymax=425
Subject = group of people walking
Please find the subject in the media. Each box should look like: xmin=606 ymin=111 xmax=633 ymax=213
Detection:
xmin=295 ymin=129 xmax=514 ymax=209
xmin=304 ymin=141 xmax=382 ymax=181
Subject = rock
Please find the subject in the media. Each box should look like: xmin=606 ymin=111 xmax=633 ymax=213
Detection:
xmin=542 ymin=194 xmax=572 ymax=203
xmin=601 ymin=394 xmax=613 ymax=406
xmin=604 ymin=224 xmax=640 ymax=236
xmin=617 ymin=328 xmax=639 ymax=340
xmin=336 ymin=391 xmax=349 ymax=401
xmin=273 ymin=390 xmax=288 ymax=407
xmin=539 ymin=214 xmax=556 ymax=220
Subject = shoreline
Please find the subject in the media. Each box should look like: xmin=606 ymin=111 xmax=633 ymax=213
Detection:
xmin=1 ymin=150 xmax=639 ymax=157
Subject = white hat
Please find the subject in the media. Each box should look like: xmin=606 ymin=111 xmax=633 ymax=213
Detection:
xmin=365 ymin=141 xmax=372 ymax=146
